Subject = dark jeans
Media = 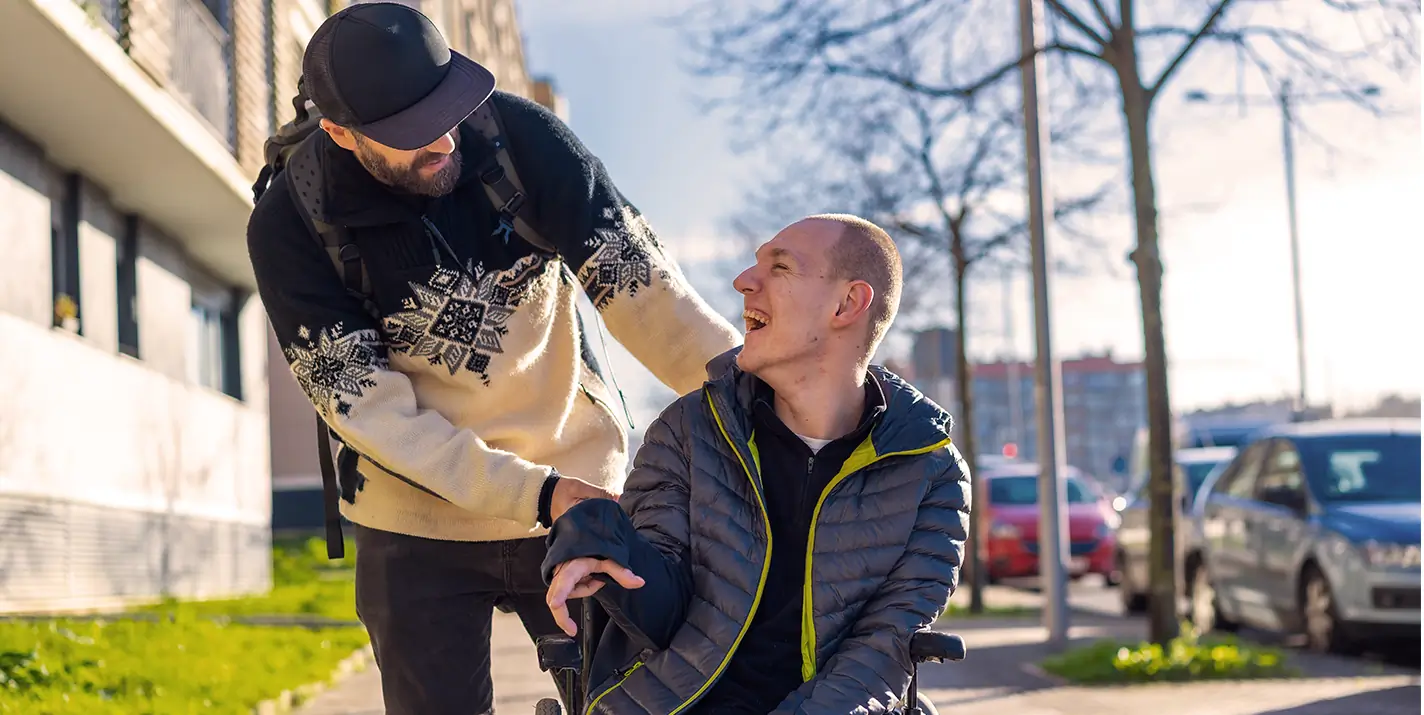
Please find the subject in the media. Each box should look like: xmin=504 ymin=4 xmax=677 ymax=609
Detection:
xmin=354 ymin=525 xmax=577 ymax=715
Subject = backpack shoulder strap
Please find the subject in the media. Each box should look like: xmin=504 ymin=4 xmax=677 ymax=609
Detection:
xmin=284 ymin=139 xmax=375 ymax=563
xmin=465 ymin=100 xmax=557 ymax=253
xmin=283 ymin=140 xmax=379 ymax=323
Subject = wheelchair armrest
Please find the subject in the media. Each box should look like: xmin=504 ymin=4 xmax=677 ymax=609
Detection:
xmin=909 ymin=630 xmax=966 ymax=663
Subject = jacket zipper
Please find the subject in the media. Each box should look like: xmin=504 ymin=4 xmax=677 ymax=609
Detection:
xmin=661 ymin=390 xmax=774 ymax=715
xmin=583 ymin=660 xmax=645 ymax=714
xmin=797 ymin=436 xmax=953 ymax=681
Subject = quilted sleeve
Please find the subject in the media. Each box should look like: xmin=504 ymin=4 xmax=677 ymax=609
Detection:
xmin=542 ymin=396 xmax=696 ymax=650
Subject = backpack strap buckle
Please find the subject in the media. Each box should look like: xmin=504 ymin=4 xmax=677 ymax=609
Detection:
xmin=493 ymin=216 xmax=516 ymax=245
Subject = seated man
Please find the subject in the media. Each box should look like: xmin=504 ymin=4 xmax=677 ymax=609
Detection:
xmin=542 ymin=214 xmax=971 ymax=715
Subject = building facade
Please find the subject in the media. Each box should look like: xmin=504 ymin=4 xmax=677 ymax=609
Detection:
xmin=971 ymin=353 xmax=1146 ymax=485
xmin=267 ymin=0 xmax=568 ymax=530
xmin=0 ymin=0 xmax=278 ymax=611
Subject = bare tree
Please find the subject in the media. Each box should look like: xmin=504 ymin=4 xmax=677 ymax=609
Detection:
xmin=678 ymin=0 xmax=1418 ymax=643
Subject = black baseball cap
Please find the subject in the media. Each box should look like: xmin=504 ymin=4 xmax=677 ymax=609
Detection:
xmin=303 ymin=2 xmax=495 ymax=151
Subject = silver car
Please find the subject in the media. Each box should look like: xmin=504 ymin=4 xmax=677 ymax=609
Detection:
xmin=1188 ymin=418 xmax=1421 ymax=654
xmin=1114 ymin=446 xmax=1236 ymax=613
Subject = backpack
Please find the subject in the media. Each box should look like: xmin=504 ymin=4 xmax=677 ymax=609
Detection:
xmin=252 ymin=79 xmax=626 ymax=560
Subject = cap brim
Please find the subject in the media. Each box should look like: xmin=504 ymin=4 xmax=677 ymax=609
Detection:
xmin=356 ymin=52 xmax=495 ymax=151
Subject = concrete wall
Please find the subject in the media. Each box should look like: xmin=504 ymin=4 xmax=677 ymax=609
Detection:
xmin=78 ymin=180 xmax=122 ymax=353
xmin=0 ymin=311 xmax=271 ymax=611
xmin=0 ymin=119 xmax=51 ymax=326
xmin=0 ymin=116 xmax=272 ymax=613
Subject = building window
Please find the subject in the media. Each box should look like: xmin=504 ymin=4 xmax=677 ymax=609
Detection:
xmin=117 ymin=215 xmax=140 ymax=357
xmin=51 ymin=172 xmax=82 ymax=333
xmin=189 ymin=290 xmax=243 ymax=400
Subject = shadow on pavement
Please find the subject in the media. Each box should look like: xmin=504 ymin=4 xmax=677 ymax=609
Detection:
xmin=918 ymin=610 xmax=1140 ymax=706
xmin=1251 ymin=685 xmax=1423 ymax=714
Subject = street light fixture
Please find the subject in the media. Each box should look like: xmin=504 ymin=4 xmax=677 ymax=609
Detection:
xmin=1183 ymin=82 xmax=1382 ymax=418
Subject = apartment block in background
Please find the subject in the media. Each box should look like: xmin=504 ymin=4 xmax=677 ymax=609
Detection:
xmin=0 ymin=0 xmax=288 ymax=611
xmin=267 ymin=0 xmax=568 ymax=530
xmin=972 ymin=353 xmax=1147 ymax=484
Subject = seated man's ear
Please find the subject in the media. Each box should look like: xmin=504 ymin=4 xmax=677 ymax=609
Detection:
xmin=831 ymin=281 xmax=875 ymax=328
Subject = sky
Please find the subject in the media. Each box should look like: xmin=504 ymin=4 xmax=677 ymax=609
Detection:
xmin=513 ymin=0 xmax=1421 ymax=428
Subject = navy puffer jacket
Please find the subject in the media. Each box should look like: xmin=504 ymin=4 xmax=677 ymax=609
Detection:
xmin=543 ymin=349 xmax=971 ymax=714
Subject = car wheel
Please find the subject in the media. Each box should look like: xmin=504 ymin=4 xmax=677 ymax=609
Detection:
xmin=1301 ymin=566 xmax=1359 ymax=655
xmin=1105 ymin=557 xmax=1123 ymax=587
xmin=1116 ymin=552 xmax=1147 ymax=613
xmin=1187 ymin=561 xmax=1236 ymax=635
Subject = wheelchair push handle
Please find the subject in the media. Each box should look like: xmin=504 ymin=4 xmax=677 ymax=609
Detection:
xmin=910 ymin=630 xmax=966 ymax=663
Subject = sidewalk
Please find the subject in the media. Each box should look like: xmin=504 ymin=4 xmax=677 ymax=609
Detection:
xmin=295 ymin=611 xmax=559 ymax=714
xmin=297 ymin=592 xmax=1420 ymax=714
xmin=921 ymin=612 xmax=1421 ymax=714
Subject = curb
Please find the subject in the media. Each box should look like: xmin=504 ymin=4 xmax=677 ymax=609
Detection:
xmin=1019 ymin=662 xmax=1071 ymax=687
xmin=252 ymin=644 xmax=376 ymax=715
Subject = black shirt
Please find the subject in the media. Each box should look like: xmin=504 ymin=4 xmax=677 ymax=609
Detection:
xmin=690 ymin=377 xmax=887 ymax=714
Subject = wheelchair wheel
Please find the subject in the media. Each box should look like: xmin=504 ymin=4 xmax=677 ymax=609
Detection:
xmin=914 ymin=691 xmax=940 ymax=715
xmin=535 ymin=697 xmax=564 ymax=715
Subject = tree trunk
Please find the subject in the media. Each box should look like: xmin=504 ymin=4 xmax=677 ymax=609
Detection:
xmin=951 ymin=231 xmax=985 ymax=613
xmin=1117 ymin=23 xmax=1179 ymax=646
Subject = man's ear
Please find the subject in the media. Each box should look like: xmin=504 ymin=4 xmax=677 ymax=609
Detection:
xmin=831 ymin=281 xmax=874 ymax=328
xmin=321 ymin=118 xmax=358 ymax=151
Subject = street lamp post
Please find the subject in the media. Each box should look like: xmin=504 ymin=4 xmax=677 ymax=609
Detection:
xmin=1184 ymin=83 xmax=1380 ymax=418
xmin=1278 ymin=80 xmax=1307 ymax=418
xmin=1018 ymin=0 xmax=1071 ymax=648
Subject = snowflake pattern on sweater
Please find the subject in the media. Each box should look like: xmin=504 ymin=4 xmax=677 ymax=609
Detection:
xmin=284 ymin=322 xmax=386 ymax=418
xmin=382 ymin=254 xmax=551 ymax=384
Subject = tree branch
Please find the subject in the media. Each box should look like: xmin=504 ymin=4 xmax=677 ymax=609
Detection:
xmin=1148 ymin=0 xmax=1238 ymax=98
xmin=1045 ymin=0 xmax=1110 ymax=46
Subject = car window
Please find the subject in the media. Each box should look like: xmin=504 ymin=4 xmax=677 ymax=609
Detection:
xmin=1298 ymin=433 xmax=1422 ymax=503
xmin=1253 ymin=440 xmax=1305 ymax=498
xmin=989 ymin=475 xmax=1096 ymax=505
xmin=1216 ymin=441 xmax=1268 ymax=499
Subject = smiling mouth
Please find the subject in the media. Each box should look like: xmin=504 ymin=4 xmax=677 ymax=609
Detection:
xmin=743 ymin=309 xmax=770 ymax=332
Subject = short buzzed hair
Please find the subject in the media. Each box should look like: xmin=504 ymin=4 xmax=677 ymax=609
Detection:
xmin=810 ymin=213 xmax=903 ymax=347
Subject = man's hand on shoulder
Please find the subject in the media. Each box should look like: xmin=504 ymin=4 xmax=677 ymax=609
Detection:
xmin=546 ymin=556 xmax=644 ymax=636
xmin=550 ymin=476 xmax=618 ymax=523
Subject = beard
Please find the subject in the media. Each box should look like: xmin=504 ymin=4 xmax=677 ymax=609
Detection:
xmin=354 ymin=138 xmax=462 ymax=197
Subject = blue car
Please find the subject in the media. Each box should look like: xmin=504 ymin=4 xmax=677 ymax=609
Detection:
xmin=1188 ymin=418 xmax=1421 ymax=653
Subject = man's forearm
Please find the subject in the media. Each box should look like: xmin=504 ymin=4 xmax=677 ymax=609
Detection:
xmin=543 ymin=499 xmax=692 ymax=650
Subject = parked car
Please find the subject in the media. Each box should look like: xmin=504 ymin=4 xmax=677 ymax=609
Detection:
xmin=1188 ymin=418 xmax=1421 ymax=654
xmin=1113 ymin=446 xmax=1237 ymax=612
xmin=981 ymin=463 xmax=1119 ymax=583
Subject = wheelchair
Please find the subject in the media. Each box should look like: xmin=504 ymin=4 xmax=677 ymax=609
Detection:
xmin=530 ymin=600 xmax=966 ymax=715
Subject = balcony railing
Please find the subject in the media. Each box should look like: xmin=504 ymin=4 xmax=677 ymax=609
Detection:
xmin=75 ymin=0 xmax=123 ymax=39
xmin=69 ymin=0 xmax=236 ymax=151
xmin=169 ymin=0 xmax=235 ymax=148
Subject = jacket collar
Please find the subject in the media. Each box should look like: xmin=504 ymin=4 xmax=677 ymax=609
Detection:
xmin=305 ymin=122 xmax=488 ymax=228
xmin=703 ymin=347 xmax=954 ymax=455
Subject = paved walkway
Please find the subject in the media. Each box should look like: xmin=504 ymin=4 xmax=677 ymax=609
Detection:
xmin=296 ymin=611 xmax=559 ymax=714
xmin=296 ymin=597 xmax=1421 ymax=714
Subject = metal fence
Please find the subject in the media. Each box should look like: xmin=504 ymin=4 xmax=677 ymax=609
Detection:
xmin=76 ymin=0 xmax=124 ymax=38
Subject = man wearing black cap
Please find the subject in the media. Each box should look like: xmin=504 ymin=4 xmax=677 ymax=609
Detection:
xmin=244 ymin=3 xmax=741 ymax=713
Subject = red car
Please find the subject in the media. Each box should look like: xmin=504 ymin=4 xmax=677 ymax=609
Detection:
xmin=981 ymin=463 xmax=1120 ymax=583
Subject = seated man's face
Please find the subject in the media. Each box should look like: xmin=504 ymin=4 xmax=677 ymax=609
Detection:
xmin=732 ymin=219 xmax=847 ymax=376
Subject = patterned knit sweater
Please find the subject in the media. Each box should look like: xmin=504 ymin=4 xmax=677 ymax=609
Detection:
xmin=246 ymin=91 xmax=741 ymax=542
